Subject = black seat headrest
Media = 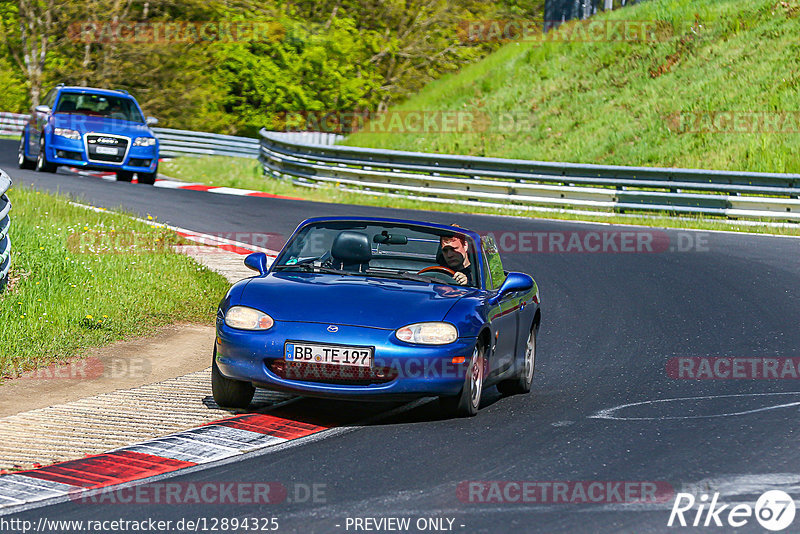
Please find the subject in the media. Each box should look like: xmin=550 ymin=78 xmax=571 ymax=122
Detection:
xmin=331 ymin=231 xmax=371 ymax=264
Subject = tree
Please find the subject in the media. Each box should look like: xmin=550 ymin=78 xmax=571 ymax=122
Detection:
xmin=0 ymin=0 xmax=58 ymax=108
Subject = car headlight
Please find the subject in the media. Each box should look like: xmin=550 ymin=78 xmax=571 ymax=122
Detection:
xmin=396 ymin=322 xmax=458 ymax=345
xmin=133 ymin=137 xmax=156 ymax=147
xmin=54 ymin=128 xmax=80 ymax=140
xmin=224 ymin=306 xmax=274 ymax=330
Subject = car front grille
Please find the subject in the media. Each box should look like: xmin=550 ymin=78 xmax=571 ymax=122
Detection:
xmin=267 ymin=360 xmax=397 ymax=385
xmin=86 ymin=134 xmax=129 ymax=163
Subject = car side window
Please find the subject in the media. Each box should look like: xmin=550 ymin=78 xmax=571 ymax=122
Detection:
xmin=481 ymin=235 xmax=506 ymax=290
xmin=481 ymin=243 xmax=492 ymax=289
xmin=43 ymin=89 xmax=56 ymax=109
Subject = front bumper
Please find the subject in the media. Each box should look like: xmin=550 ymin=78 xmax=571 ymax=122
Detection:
xmin=215 ymin=319 xmax=476 ymax=401
xmin=47 ymin=136 xmax=158 ymax=172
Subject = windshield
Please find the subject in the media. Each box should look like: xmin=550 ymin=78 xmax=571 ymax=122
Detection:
xmin=273 ymin=221 xmax=479 ymax=288
xmin=55 ymin=92 xmax=144 ymax=123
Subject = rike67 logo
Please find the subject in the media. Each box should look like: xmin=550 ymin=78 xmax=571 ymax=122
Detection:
xmin=668 ymin=490 xmax=796 ymax=531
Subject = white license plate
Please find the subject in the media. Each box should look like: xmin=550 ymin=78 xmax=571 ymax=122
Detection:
xmin=95 ymin=146 xmax=118 ymax=155
xmin=284 ymin=342 xmax=372 ymax=368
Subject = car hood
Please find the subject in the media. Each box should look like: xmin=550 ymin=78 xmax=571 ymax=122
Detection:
xmin=53 ymin=114 xmax=154 ymax=138
xmin=237 ymin=272 xmax=479 ymax=329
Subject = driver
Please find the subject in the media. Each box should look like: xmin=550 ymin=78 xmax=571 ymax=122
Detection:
xmin=439 ymin=232 xmax=473 ymax=286
xmin=108 ymin=102 xmax=126 ymax=120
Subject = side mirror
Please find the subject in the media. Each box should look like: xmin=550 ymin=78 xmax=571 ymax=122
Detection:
xmin=34 ymin=105 xmax=50 ymax=114
xmin=146 ymin=117 xmax=159 ymax=126
xmin=488 ymin=272 xmax=533 ymax=305
xmin=244 ymin=252 xmax=268 ymax=276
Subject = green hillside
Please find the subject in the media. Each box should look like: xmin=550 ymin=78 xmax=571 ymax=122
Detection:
xmin=344 ymin=0 xmax=800 ymax=174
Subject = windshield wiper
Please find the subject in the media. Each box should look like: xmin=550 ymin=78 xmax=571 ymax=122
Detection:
xmin=272 ymin=263 xmax=314 ymax=272
xmin=317 ymin=267 xmax=368 ymax=276
xmin=272 ymin=254 xmax=328 ymax=272
xmin=272 ymin=264 xmax=360 ymax=276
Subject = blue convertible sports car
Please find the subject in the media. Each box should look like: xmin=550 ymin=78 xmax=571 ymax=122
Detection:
xmin=213 ymin=217 xmax=541 ymax=417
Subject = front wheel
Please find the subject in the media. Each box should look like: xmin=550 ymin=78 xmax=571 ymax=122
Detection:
xmin=211 ymin=349 xmax=255 ymax=409
xmin=36 ymin=137 xmax=57 ymax=173
xmin=18 ymin=135 xmax=35 ymax=170
xmin=439 ymin=342 xmax=485 ymax=417
xmin=497 ymin=327 xmax=536 ymax=396
xmin=137 ymin=169 xmax=157 ymax=185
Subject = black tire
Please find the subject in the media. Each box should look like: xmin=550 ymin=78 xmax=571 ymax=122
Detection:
xmin=211 ymin=349 xmax=255 ymax=409
xmin=497 ymin=326 xmax=536 ymax=396
xmin=116 ymin=171 xmax=134 ymax=182
xmin=36 ymin=137 xmax=57 ymax=173
xmin=18 ymin=135 xmax=35 ymax=170
xmin=137 ymin=169 xmax=157 ymax=185
xmin=439 ymin=342 xmax=485 ymax=417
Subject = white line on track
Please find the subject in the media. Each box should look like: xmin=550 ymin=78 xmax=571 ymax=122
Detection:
xmin=590 ymin=391 xmax=800 ymax=421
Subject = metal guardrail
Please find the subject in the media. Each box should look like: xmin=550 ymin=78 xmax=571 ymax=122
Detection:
xmin=0 ymin=112 xmax=27 ymax=136
xmin=258 ymin=129 xmax=800 ymax=221
xmin=0 ymin=170 xmax=12 ymax=291
xmin=264 ymin=131 xmax=344 ymax=146
xmin=153 ymin=128 xmax=341 ymax=158
xmin=152 ymin=127 xmax=261 ymax=158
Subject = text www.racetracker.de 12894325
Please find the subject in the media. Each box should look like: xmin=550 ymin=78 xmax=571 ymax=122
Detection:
xmin=0 ymin=516 xmax=280 ymax=533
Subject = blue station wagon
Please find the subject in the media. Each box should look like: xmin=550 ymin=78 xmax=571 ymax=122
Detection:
xmin=18 ymin=85 xmax=160 ymax=184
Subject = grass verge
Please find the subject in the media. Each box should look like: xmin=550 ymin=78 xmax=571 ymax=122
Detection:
xmin=160 ymin=156 xmax=800 ymax=236
xmin=343 ymin=0 xmax=800 ymax=175
xmin=0 ymin=185 xmax=231 ymax=379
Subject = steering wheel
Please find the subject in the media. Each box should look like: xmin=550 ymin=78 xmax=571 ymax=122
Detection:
xmin=417 ymin=265 xmax=456 ymax=276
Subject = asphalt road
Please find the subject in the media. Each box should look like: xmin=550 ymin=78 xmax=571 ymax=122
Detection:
xmin=2 ymin=138 xmax=800 ymax=533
